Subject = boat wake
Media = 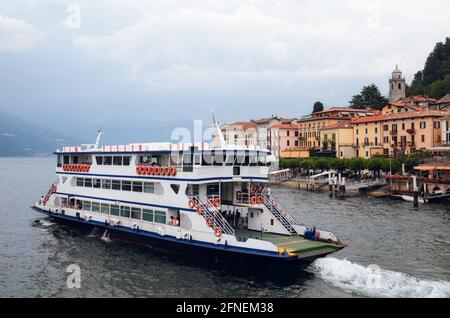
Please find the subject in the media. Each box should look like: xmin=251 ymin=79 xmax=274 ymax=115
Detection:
xmin=100 ymin=229 xmax=112 ymax=243
xmin=309 ymin=257 xmax=450 ymax=298
xmin=33 ymin=219 xmax=55 ymax=228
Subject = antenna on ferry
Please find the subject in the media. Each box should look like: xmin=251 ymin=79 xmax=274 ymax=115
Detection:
xmin=95 ymin=127 xmax=103 ymax=149
xmin=210 ymin=107 xmax=226 ymax=148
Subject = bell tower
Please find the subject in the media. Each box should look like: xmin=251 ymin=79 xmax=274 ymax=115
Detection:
xmin=389 ymin=65 xmax=406 ymax=102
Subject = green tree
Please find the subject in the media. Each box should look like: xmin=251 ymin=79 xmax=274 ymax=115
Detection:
xmin=349 ymin=84 xmax=388 ymax=110
xmin=312 ymin=101 xmax=324 ymax=113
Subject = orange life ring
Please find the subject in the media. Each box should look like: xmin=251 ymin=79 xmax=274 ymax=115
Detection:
xmin=144 ymin=166 xmax=151 ymax=175
xmin=196 ymin=205 xmax=203 ymax=215
xmin=169 ymin=167 xmax=177 ymax=176
xmin=214 ymin=227 xmax=222 ymax=238
xmin=188 ymin=199 xmax=196 ymax=209
xmin=164 ymin=167 xmax=170 ymax=176
xmin=256 ymin=196 xmax=262 ymax=204
xmin=154 ymin=167 xmax=161 ymax=175
xmin=214 ymin=198 xmax=221 ymax=207
xmin=136 ymin=167 xmax=141 ymax=174
xmin=206 ymin=217 xmax=214 ymax=228
xmin=250 ymin=196 xmax=257 ymax=205
xmin=147 ymin=167 xmax=154 ymax=175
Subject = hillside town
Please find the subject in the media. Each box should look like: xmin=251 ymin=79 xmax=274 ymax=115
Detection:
xmin=213 ymin=66 xmax=450 ymax=203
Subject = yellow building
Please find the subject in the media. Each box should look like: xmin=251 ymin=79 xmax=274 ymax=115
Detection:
xmin=297 ymin=108 xmax=377 ymax=150
xmin=319 ymin=121 xmax=356 ymax=158
xmin=352 ymin=110 xmax=447 ymax=158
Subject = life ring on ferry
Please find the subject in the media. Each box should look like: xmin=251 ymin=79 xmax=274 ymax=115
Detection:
xmin=136 ymin=167 xmax=141 ymax=175
xmin=214 ymin=198 xmax=221 ymax=207
xmin=169 ymin=167 xmax=177 ymax=176
xmin=256 ymin=196 xmax=262 ymax=204
xmin=236 ymin=191 xmax=242 ymax=200
xmin=154 ymin=167 xmax=161 ymax=175
xmin=144 ymin=166 xmax=151 ymax=175
xmin=206 ymin=217 xmax=214 ymax=228
xmin=196 ymin=205 xmax=203 ymax=215
xmin=250 ymin=196 xmax=257 ymax=205
xmin=214 ymin=227 xmax=222 ymax=238
xmin=188 ymin=199 xmax=196 ymax=209
xmin=164 ymin=167 xmax=170 ymax=176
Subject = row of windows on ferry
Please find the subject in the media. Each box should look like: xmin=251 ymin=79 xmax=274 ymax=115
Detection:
xmin=75 ymin=177 xmax=156 ymax=193
xmin=61 ymin=198 xmax=166 ymax=223
xmin=58 ymin=151 xmax=269 ymax=167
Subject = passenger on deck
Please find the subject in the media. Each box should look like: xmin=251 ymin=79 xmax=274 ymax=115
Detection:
xmin=167 ymin=216 xmax=175 ymax=225
xmin=174 ymin=217 xmax=180 ymax=226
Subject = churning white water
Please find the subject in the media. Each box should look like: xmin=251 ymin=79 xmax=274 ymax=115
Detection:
xmin=310 ymin=257 xmax=450 ymax=298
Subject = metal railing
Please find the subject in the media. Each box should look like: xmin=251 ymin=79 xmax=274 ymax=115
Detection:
xmin=260 ymin=193 xmax=298 ymax=235
xmin=189 ymin=195 xmax=235 ymax=235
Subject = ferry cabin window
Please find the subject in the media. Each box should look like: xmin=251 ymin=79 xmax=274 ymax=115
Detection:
xmin=207 ymin=184 xmax=219 ymax=196
xmin=170 ymin=184 xmax=180 ymax=194
xmin=235 ymin=153 xmax=245 ymax=166
xmin=225 ymin=152 xmax=235 ymax=166
xmin=110 ymin=205 xmax=120 ymax=216
xmin=93 ymin=179 xmax=101 ymax=188
xmin=122 ymin=181 xmax=132 ymax=191
xmin=63 ymin=156 xmax=70 ymax=164
xmin=154 ymin=210 xmax=166 ymax=224
xmin=258 ymin=152 xmax=268 ymax=166
xmin=101 ymin=203 xmax=110 ymax=214
xmin=92 ymin=202 xmax=100 ymax=213
xmin=96 ymin=156 xmax=103 ymax=165
xmin=212 ymin=151 xmax=224 ymax=166
xmin=132 ymin=181 xmax=143 ymax=192
xmin=113 ymin=156 xmax=122 ymax=166
xmin=83 ymin=201 xmax=91 ymax=211
xmin=112 ymin=180 xmax=121 ymax=190
xmin=123 ymin=156 xmax=131 ymax=166
xmin=57 ymin=155 xmax=62 ymax=167
xmin=72 ymin=156 xmax=79 ymax=164
xmin=104 ymin=156 xmax=112 ymax=165
xmin=142 ymin=209 xmax=154 ymax=222
xmin=120 ymin=206 xmax=131 ymax=218
xmin=202 ymin=152 xmax=213 ymax=166
xmin=102 ymin=179 xmax=111 ymax=189
xmin=76 ymin=178 xmax=84 ymax=187
xmin=84 ymin=178 xmax=92 ymax=187
xmin=131 ymin=207 xmax=141 ymax=220
xmin=143 ymin=182 xmax=155 ymax=193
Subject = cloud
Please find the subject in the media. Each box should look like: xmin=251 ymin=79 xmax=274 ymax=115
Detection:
xmin=0 ymin=15 xmax=43 ymax=52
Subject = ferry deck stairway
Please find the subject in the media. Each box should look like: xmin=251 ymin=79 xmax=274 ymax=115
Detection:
xmin=190 ymin=196 xmax=235 ymax=236
xmin=261 ymin=193 xmax=298 ymax=236
xmin=42 ymin=184 xmax=57 ymax=206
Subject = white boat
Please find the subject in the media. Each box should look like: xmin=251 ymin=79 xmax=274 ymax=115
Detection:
xmin=34 ymin=127 xmax=346 ymax=265
xmin=391 ymin=194 xmax=426 ymax=204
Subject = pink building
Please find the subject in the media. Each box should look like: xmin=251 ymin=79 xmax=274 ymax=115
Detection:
xmin=268 ymin=124 xmax=299 ymax=159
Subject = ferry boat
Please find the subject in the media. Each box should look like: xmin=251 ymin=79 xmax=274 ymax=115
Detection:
xmin=34 ymin=127 xmax=346 ymax=265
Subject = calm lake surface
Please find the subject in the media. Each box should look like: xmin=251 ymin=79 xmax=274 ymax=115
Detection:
xmin=1 ymin=157 xmax=449 ymax=298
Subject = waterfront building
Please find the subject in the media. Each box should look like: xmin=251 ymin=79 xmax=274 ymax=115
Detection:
xmin=381 ymin=101 xmax=427 ymax=115
xmin=296 ymin=107 xmax=377 ymax=151
xmin=319 ymin=121 xmax=355 ymax=158
xmin=440 ymin=115 xmax=450 ymax=146
xmin=351 ymin=110 xmax=447 ymax=158
xmin=215 ymin=121 xmax=257 ymax=148
xmin=268 ymin=124 xmax=299 ymax=160
xmin=254 ymin=116 xmax=295 ymax=150
xmin=389 ymin=65 xmax=406 ymax=102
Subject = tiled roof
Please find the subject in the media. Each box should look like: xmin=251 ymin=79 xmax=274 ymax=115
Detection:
xmin=352 ymin=110 xmax=447 ymax=124
xmin=269 ymin=124 xmax=298 ymax=129
xmin=319 ymin=121 xmax=353 ymax=130
xmin=224 ymin=121 xmax=257 ymax=130
xmin=437 ymin=94 xmax=450 ymax=104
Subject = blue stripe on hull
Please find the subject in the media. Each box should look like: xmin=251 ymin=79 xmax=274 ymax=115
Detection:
xmin=35 ymin=207 xmax=289 ymax=260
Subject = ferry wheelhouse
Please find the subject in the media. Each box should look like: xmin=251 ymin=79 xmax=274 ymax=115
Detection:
xmin=34 ymin=132 xmax=346 ymax=264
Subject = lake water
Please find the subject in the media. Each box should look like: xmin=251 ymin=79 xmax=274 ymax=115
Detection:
xmin=1 ymin=157 xmax=449 ymax=298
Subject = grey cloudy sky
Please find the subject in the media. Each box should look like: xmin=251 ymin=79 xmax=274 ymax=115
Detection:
xmin=0 ymin=0 xmax=449 ymax=143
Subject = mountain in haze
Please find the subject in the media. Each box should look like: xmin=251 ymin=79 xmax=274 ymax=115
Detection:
xmin=0 ymin=110 xmax=80 ymax=156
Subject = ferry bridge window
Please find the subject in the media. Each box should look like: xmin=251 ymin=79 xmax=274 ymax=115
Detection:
xmin=102 ymin=179 xmax=111 ymax=189
xmin=76 ymin=178 xmax=84 ymax=187
xmin=249 ymin=153 xmax=257 ymax=166
xmin=202 ymin=152 xmax=213 ymax=166
xmin=84 ymin=178 xmax=92 ymax=187
xmin=143 ymin=182 xmax=155 ymax=193
xmin=93 ymin=179 xmax=101 ymax=188
xmin=154 ymin=210 xmax=166 ymax=224
xmin=235 ymin=153 xmax=245 ymax=166
xmin=132 ymin=181 xmax=143 ymax=192
xmin=96 ymin=156 xmax=103 ymax=165
xmin=258 ymin=152 xmax=268 ymax=166
xmin=182 ymin=153 xmax=194 ymax=172
xmin=224 ymin=151 xmax=235 ymax=166
xmin=131 ymin=207 xmax=141 ymax=220
xmin=112 ymin=180 xmax=121 ymax=190
xmin=72 ymin=156 xmax=79 ymax=164
xmin=110 ymin=205 xmax=120 ymax=216
xmin=123 ymin=156 xmax=131 ymax=166
xmin=63 ymin=156 xmax=70 ymax=164
xmin=83 ymin=201 xmax=91 ymax=211
xmin=122 ymin=181 xmax=132 ymax=191
xmin=212 ymin=151 xmax=224 ymax=166
xmin=91 ymin=202 xmax=100 ymax=213
xmin=120 ymin=206 xmax=130 ymax=218
xmin=142 ymin=209 xmax=154 ymax=222
xmin=57 ymin=155 xmax=62 ymax=167
xmin=113 ymin=156 xmax=123 ymax=166
xmin=101 ymin=203 xmax=110 ymax=214
xmin=104 ymin=156 xmax=112 ymax=165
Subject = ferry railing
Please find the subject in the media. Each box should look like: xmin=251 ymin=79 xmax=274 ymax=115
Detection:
xmin=260 ymin=193 xmax=298 ymax=235
xmin=189 ymin=195 xmax=235 ymax=236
